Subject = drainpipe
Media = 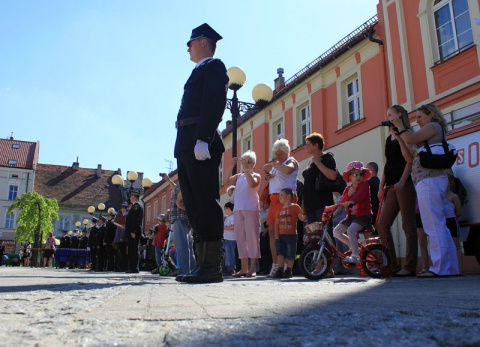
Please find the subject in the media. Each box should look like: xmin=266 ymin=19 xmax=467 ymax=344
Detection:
xmin=368 ymin=29 xmax=390 ymax=107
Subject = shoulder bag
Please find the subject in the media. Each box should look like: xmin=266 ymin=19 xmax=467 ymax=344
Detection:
xmin=418 ymin=133 xmax=457 ymax=169
xmin=314 ymin=153 xmax=346 ymax=193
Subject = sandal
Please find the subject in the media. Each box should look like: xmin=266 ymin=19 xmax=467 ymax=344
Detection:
xmin=416 ymin=271 xmax=441 ymax=278
xmin=417 ymin=268 xmax=428 ymax=274
xmin=246 ymin=272 xmax=256 ymax=278
xmin=232 ymin=272 xmax=247 ymax=278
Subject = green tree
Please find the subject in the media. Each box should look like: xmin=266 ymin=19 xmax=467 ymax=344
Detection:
xmin=8 ymin=191 xmax=59 ymax=267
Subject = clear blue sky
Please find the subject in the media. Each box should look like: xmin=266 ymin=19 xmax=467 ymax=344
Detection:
xmin=1 ymin=0 xmax=379 ymax=182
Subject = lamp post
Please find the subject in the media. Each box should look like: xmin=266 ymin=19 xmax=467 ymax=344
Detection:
xmin=112 ymin=171 xmax=153 ymax=202
xmin=75 ymin=221 xmax=81 ymax=231
xmin=82 ymin=219 xmax=89 ymax=231
xmin=97 ymin=203 xmax=105 ymax=217
xmin=226 ymin=67 xmax=273 ymax=174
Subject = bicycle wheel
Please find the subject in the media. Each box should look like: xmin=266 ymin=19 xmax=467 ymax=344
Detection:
xmin=158 ymin=261 xmax=170 ymax=276
xmin=298 ymin=243 xmax=332 ymax=280
xmin=361 ymin=244 xmax=391 ymax=278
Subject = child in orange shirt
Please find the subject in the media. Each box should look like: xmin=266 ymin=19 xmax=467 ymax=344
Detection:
xmin=273 ymin=188 xmax=307 ymax=278
xmin=153 ymin=214 xmax=169 ymax=273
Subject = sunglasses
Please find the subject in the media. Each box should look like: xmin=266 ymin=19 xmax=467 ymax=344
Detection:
xmin=350 ymin=172 xmax=364 ymax=177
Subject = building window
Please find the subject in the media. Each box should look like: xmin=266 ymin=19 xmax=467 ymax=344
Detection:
xmin=153 ymin=200 xmax=158 ymax=219
xmin=242 ymin=135 xmax=252 ymax=153
xmin=433 ymin=0 xmax=473 ymax=62
xmin=146 ymin=205 xmax=151 ymax=223
xmin=11 ymin=173 xmax=19 ymax=178
xmin=8 ymin=185 xmax=18 ymax=200
xmin=58 ymin=217 xmax=69 ymax=231
xmin=161 ymin=194 xmax=167 ymax=214
xmin=296 ymin=103 xmax=311 ymax=147
xmin=272 ymin=118 xmax=284 ymax=148
xmin=343 ymin=77 xmax=362 ymax=126
xmin=12 ymin=144 xmax=20 ymax=149
xmin=5 ymin=213 xmax=15 ymax=229
xmin=8 ymin=159 xmax=16 ymax=165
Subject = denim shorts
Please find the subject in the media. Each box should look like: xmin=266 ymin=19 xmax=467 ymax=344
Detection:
xmin=275 ymin=234 xmax=298 ymax=260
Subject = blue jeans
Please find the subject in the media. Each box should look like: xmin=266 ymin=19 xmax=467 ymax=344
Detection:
xmin=223 ymin=239 xmax=237 ymax=271
xmin=154 ymin=247 xmax=164 ymax=266
xmin=172 ymin=220 xmax=195 ymax=275
xmin=275 ymin=234 xmax=298 ymax=260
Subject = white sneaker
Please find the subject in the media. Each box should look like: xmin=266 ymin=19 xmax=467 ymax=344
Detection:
xmin=344 ymin=255 xmax=360 ymax=264
xmin=266 ymin=263 xmax=278 ymax=278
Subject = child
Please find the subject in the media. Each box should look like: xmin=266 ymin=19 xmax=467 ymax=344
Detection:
xmin=273 ymin=188 xmax=307 ymax=278
xmin=333 ymin=161 xmax=373 ymax=264
xmin=445 ymin=175 xmax=463 ymax=274
xmin=223 ymin=202 xmax=236 ymax=276
xmin=152 ymin=214 xmax=169 ymax=274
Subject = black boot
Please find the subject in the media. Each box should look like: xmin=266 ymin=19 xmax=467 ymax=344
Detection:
xmin=181 ymin=241 xmax=224 ymax=283
xmin=175 ymin=241 xmax=203 ymax=282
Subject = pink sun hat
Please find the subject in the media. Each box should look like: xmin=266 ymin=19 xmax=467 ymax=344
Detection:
xmin=342 ymin=161 xmax=372 ymax=182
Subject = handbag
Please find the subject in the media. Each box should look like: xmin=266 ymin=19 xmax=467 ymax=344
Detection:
xmin=418 ymin=135 xmax=457 ymax=169
xmin=315 ymin=170 xmax=346 ymax=193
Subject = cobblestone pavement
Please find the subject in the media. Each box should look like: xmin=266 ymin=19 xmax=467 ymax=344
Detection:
xmin=0 ymin=267 xmax=479 ymax=347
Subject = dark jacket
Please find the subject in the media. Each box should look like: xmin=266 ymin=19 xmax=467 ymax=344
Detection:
xmin=125 ymin=202 xmax=143 ymax=238
xmin=104 ymin=219 xmax=116 ymax=244
xmin=174 ymin=58 xmax=228 ymax=156
xmin=88 ymin=226 xmax=98 ymax=248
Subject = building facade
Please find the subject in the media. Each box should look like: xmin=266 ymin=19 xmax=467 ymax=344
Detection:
xmin=0 ymin=136 xmax=40 ymax=251
xmin=34 ymin=162 xmax=124 ymax=238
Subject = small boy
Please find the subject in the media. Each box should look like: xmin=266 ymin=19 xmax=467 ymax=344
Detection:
xmin=152 ymin=214 xmax=169 ymax=274
xmin=223 ymin=202 xmax=236 ymax=276
xmin=273 ymin=188 xmax=307 ymax=278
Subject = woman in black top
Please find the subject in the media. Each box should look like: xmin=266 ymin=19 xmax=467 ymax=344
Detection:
xmin=302 ymin=132 xmax=337 ymax=222
xmin=377 ymin=105 xmax=417 ymax=276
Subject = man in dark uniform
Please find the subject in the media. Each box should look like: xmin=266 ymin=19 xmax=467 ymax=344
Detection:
xmin=95 ymin=216 xmax=107 ymax=272
xmin=71 ymin=229 xmax=80 ymax=249
xmin=174 ymin=23 xmax=228 ymax=283
xmin=104 ymin=209 xmax=117 ymax=271
xmin=125 ymin=192 xmax=143 ymax=273
xmin=88 ymin=217 xmax=98 ymax=271
xmin=78 ymin=229 xmax=89 ymax=269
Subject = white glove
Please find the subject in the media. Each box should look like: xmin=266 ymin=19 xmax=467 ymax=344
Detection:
xmin=194 ymin=140 xmax=211 ymax=161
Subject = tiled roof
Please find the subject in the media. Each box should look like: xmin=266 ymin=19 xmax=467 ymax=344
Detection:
xmin=34 ymin=164 xmax=123 ymax=211
xmin=0 ymin=138 xmax=39 ymax=169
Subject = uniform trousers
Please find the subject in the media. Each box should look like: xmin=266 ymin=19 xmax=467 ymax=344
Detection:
xmin=376 ymin=180 xmax=417 ymax=272
xmin=127 ymin=237 xmax=139 ymax=271
xmin=416 ymin=176 xmax=459 ymax=275
xmin=176 ymin=150 xmax=224 ymax=241
xmin=234 ymin=210 xmax=261 ymax=259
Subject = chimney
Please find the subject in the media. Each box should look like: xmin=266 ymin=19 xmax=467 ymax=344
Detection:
xmin=274 ymin=68 xmax=285 ymax=91
xmin=72 ymin=156 xmax=80 ymax=170
xmin=226 ymin=120 xmax=232 ymax=128
xmin=96 ymin=164 xmax=102 ymax=178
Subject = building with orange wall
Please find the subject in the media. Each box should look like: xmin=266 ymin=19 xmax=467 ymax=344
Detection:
xmin=146 ymin=0 xmax=480 ymax=270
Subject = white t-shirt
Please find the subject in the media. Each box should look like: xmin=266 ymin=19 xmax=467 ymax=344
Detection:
xmin=223 ymin=214 xmax=236 ymax=241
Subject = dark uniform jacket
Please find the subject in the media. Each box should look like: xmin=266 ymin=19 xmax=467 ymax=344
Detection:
xmin=125 ymin=202 xmax=143 ymax=238
xmin=70 ymin=235 xmax=80 ymax=249
xmin=174 ymin=58 xmax=228 ymax=156
xmin=96 ymin=224 xmax=106 ymax=247
xmin=88 ymin=226 xmax=98 ymax=248
xmin=79 ymin=235 xmax=88 ymax=249
xmin=104 ymin=219 xmax=116 ymax=245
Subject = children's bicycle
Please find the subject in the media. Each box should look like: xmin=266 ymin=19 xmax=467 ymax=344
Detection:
xmin=157 ymin=229 xmax=178 ymax=276
xmin=298 ymin=200 xmax=392 ymax=280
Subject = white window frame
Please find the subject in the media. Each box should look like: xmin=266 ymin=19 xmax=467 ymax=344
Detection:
xmin=146 ymin=204 xmax=151 ymax=224
xmin=242 ymin=135 xmax=252 ymax=153
xmin=272 ymin=118 xmax=284 ymax=148
xmin=8 ymin=185 xmax=18 ymax=200
xmin=153 ymin=200 xmax=158 ymax=219
xmin=58 ymin=217 xmax=69 ymax=231
xmin=342 ymin=76 xmax=362 ymax=126
xmin=5 ymin=212 xmax=15 ymax=229
xmin=433 ymin=0 xmax=474 ymax=62
xmin=161 ymin=194 xmax=167 ymax=214
xmin=296 ymin=103 xmax=311 ymax=147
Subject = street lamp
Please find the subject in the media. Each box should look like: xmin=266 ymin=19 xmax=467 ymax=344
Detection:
xmin=87 ymin=206 xmax=95 ymax=215
xmin=82 ymin=219 xmax=89 ymax=231
xmin=226 ymin=67 xmax=273 ymax=174
xmin=97 ymin=203 xmax=105 ymax=216
xmin=112 ymin=171 xmax=153 ymax=201
xmin=75 ymin=221 xmax=81 ymax=230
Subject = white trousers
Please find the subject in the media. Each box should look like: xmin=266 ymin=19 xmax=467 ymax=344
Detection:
xmin=416 ymin=175 xmax=459 ymax=275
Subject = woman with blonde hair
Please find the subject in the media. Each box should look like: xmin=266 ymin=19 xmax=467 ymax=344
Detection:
xmin=226 ymin=150 xmax=261 ymax=277
xmin=392 ymin=103 xmax=459 ymax=277
xmin=263 ymin=139 xmax=299 ymax=277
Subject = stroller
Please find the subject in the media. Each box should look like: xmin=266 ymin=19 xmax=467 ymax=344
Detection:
xmin=156 ymin=229 xmax=178 ymax=276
